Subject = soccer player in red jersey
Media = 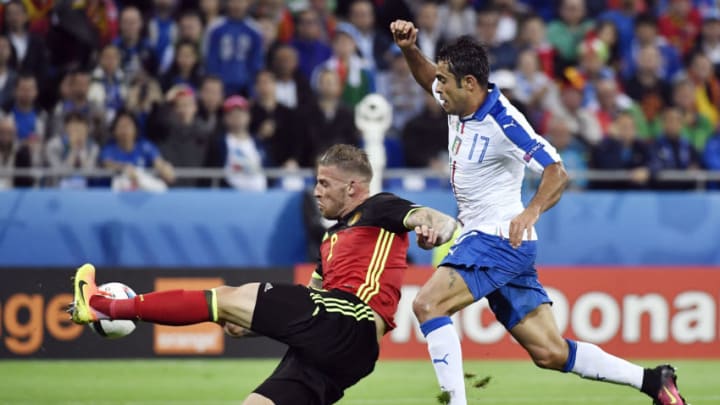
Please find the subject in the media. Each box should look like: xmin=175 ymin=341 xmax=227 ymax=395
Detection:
xmin=69 ymin=144 xmax=458 ymax=405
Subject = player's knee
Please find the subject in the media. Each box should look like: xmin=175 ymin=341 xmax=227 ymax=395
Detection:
xmin=528 ymin=346 xmax=567 ymax=371
xmin=412 ymin=293 xmax=447 ymax=323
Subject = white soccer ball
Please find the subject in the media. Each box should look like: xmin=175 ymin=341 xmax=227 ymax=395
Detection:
xmin=89 ymin=282 xmax=138 ymax=339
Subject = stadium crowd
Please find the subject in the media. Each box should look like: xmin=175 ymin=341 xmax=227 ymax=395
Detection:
xmin=0 ymin=0 xmax=719 ymax=191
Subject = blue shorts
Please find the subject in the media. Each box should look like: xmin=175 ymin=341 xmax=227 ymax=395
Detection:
xmin=439 ymin=231 xmax=551 ymax=330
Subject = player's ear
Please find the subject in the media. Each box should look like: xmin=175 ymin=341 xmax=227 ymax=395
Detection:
xmin=463 ymin=75 xmax=476 ymax=91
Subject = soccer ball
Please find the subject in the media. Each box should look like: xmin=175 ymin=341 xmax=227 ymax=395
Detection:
xmin=89 ymin=282 xmax=138 ymax=339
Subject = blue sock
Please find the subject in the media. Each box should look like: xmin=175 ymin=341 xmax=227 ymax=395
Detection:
xmin=563 ymin=338 xmax=577 ymax=373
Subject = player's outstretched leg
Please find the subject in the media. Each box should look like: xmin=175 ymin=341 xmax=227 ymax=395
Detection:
xmin=413 ymin=267 xmax=475 ymax=405
xmin=510 ymin=304 xmax=688 ymax=405
xmin=69 ymin=263 xmax=257 ymax=328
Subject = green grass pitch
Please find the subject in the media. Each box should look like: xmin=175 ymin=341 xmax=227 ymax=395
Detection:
xmin=0 ymin=359 xmax=716 ymax=404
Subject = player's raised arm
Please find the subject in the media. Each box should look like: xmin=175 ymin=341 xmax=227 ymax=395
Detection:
xmin=390 ymin=20 xmax=436 ymax=94
xmin=404 ymin=207 xmax=458 ymax=250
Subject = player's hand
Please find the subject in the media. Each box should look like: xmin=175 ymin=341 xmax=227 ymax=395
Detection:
xmin=390 ymin=20 xmax=418 ymax=49
xmin=222 ymin=321 xmax=254 ymax=338
xmin=508 ymin=207 xmax=540 ymax=249
xmin=415 ymin=224 xmax=438 ymax=250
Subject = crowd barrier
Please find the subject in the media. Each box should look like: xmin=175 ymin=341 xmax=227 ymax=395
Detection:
xmin=1 ymin=190 xmax=720 ymax=267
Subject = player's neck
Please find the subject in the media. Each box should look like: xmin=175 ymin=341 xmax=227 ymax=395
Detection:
xmin=462 ymin=89 xmax=488 ymax=117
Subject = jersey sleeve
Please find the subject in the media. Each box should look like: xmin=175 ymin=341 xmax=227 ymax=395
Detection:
xmin=494 ymin=104 xmax=562 ymax=174
xmin=368 ymin=193 xmax=421 ymax=234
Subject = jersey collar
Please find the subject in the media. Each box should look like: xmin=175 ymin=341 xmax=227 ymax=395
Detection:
xmin=460 ymin=83 xmax=500 ymax=122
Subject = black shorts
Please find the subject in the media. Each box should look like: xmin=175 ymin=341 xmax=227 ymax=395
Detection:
xmin=250 ymin=283 xmax=380 ymax=405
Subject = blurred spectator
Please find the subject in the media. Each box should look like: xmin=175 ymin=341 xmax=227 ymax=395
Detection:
xmin=125 ymin=67 xmax=164 ymax=137
xmin=415 ymin=1 xmax=445 ymax=63
xmin=291 ymin=8 xmax=332 ymax=80
xmin=658 ymin=0 xmax=701 ymax=57
xmin=686 ymin=51 xmax=720 ymax=127
xmin=309 ymin=0 xmax=338 ymax=41
xmin=6 ymin=74 xmax=46 ymax=147
xmin=88 ymin=44 xmax=127 ymax=124
xmin=517 ymin=14 xmax=555 ymax=78
xmin=176 ymin=10 xmax=206 ymax=51
xmin=623 ymin=44 xmax=672 ymax=128
xmin=0 ymin=115 xmax=32 ymax=188
xmin=649 ymin=106 xmax=702 ymax=190
xmin=21 ymin=0 xmax=55 ymax=36
xmin=546 ymin=78 xmax=602 ymax=145
xmin=545 ymin=113 xmax=588 ymax=189
xmin=597 ymin=0 xmax=639 ymax=57
xmin=0 ymin=35 xmax=18 ymax=109
xmin=547 ymin=0 xmax=594 ymax=68
xmin=154 ymin=85 xmax=212 ymax=185
xmin=661 ymin=78 xmax=714 ymax=151
xmin=314 ymin=26 xmax=374 ymax=107
xmin=149 ymin=0 xmax=179 ymax=74
xmin=590 ymin=20 xmax=621 ymax=71
xmin=589 ymin=110 xmax=651 ymax=190
xmin=249 ymin=70 xmax=297 ymax=167
xmin=204 ymin=0 xmax=263 ymax=96
xmin=84 ymin=0 xmax=118 ymax=47
xmin=199 ymin=0 xmax=223 ymax=29
xmin=621 ymin=13 xmax=682 ymax=82
xmin=475 ymin=6 xmax=518 ymax=71
xmin=490 ymin=68 xmax=530 ymax=117
xmin=594 ymin=77 xmax=649 ymax=139
xmin=4 ymin=1 xmax=48 ymax=82
xmin=256 ymin=16 xmax=280 ymax=55
xmin=113 ymin=6 xmax=156 ymax=78
xmin=206 ymin=95 xmax=266 ymax=190
xmin=196 ymin=74 xmax=224 ymax=137
xmin=347 ymin=0 xmax=393 ymax=71
xmin=160 ymin=40 xmax=203 ymax=92
xmin=47 ymin=0 xmax=97 ymax=72
xmin=301 ymin=68 xmax=358 ymax=167
xmin=376 ymin=49 xmax=424 ymax=138
xmin=253 ymin=0 xmax=294 ymax=43
xmin=438 ymin=0 xmax=475 ymax=40
xmin=401 ymin=92 xmax=447 ymax=169
xmin=44 ymin=111 xmax=99 ymax=188
xmin=492 ymin=0 xmax=527 ymax=43
xmin=569 ymin=36 xmax=614 ymax=110
xmin=514 ymin=49 xmax=559 ymax=116
xmin=49 ymin=69 xmax=106 ymax=142
xmin=695 ymin=15 xmax=720 ymax=75
xmin=269 ymin=44 xmax=314 ymax=110
xmin=100 ymin=110 xmax=175 ymax=188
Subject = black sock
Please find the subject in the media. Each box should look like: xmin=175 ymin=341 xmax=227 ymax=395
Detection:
xmin=640 ymin=368 xmax=660 ymax=398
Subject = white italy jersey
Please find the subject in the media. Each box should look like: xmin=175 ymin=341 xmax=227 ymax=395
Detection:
xmin=433 ymin=80 xmax=562 ymax=241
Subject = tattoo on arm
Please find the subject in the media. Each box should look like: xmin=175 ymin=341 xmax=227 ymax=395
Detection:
xmin=449 ymin=269 xmax=457 ymax=289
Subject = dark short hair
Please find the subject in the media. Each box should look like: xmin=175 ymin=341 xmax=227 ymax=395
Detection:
xmin=110 ymin=109 xmax=138 ymax=133
xmin=634 ymin=13 xmax=656 ymax=29
xmin=436 ymin=36 xmax=490 ymax=88
xmin=317 ymin=144 xmax=373 ymax=181
xmin=64 ymin=110 xmax=89 ymax=125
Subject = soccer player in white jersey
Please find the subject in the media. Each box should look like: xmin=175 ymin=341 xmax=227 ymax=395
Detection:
xmin=390 ymin=20 xmax=687 ymax=405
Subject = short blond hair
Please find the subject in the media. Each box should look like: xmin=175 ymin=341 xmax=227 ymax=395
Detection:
xmin=317 ymin=144 xmax=373 ymax=181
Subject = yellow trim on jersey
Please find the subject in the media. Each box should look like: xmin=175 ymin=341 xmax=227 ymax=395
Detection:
xmin=402 ymin=207 xmax=423 ymax=229
xmin=356 ymin=229 xmax=394 ymax=303
xmin=311 ymin=271 xmax=323 ymax=280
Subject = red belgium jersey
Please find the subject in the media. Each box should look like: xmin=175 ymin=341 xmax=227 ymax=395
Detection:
xmin=315 ymin=193 xmax=418 ymax=331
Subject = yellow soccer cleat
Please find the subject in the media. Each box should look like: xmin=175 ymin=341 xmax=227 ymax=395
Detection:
xmin=70 ymin=263 xmax=106 ymax=324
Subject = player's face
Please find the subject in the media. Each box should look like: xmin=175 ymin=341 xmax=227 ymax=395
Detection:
xmin=434 ymin=61 xmax=468 ymax=116
xmin=314 ymin=165 xmax=352 ymax=220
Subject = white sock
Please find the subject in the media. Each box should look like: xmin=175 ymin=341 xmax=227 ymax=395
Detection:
xmin=569 ymin=340 xmax=644 ymax=389
xmin=421 ymin=317 xmax=467 ymax=405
